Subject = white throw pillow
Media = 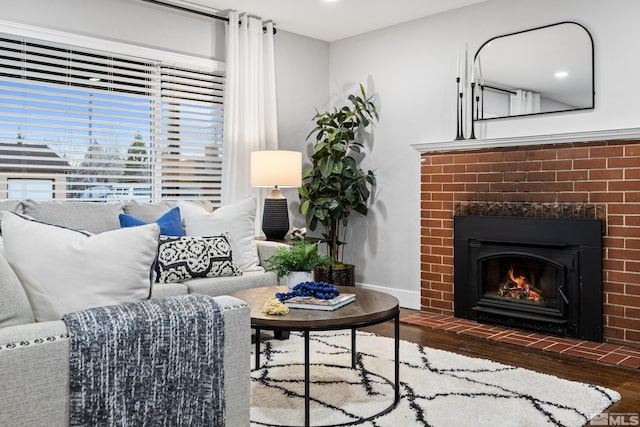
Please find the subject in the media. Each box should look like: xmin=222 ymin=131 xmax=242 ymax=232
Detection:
xmin=1 ymin=212 xmax=160 ymax=322
xmin=177 ymin=200 xmax=211 ymax=219
xmin=182 ymin=196 xmax=262 ymax=272
xmin=0 ymin=246 xmax=35 ymax=327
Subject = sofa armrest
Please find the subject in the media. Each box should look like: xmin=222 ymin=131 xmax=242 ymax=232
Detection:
xmin=0 ymin=320 xmax=70 ymax=426
xmin=0 ymin=296 xmax=251 ymax=426
xmin=256 ymin=239 xmax=288 ymax=269
xmin=210 ymin=296 xmax=251 ymax=427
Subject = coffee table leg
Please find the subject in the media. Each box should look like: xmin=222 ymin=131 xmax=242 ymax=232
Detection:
xmin=351 ymin=328 xmax=357 ymax=369
xmin=304 ymin=330 xmax=310 ymax=427
xmin=255 ymin=327 xmax=261 ymax=369
xmin=394 ymin=311 xmax=400 ymax=404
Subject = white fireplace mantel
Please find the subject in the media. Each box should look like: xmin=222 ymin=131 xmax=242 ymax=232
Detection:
xmin=411 ymin=127 xmax=640 ymax=153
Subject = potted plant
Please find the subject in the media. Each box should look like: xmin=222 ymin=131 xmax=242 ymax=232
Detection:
xmin=298 ymin=84 xmax=378 ymax=286
xmin=265 ymin=239 xmax=332 ymax=288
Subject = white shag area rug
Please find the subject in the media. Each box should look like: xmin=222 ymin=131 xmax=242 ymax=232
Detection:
xmin=250 ymin=331 xmax=620 ymax=427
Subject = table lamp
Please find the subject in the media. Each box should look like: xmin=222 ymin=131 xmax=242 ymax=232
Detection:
xmin=250 ymin=150 xmax=302 ymax=240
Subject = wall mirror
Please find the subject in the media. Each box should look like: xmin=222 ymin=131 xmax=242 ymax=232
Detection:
xmin=474 ymin=22 xmax=594 ymax=120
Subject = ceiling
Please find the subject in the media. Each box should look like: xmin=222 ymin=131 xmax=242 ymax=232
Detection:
xmin=182 ymin=0 xmax=487 ymax=42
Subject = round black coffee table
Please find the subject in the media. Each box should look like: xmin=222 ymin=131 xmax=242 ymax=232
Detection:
xmin=231 ymin=285 xmax=400 ymax=427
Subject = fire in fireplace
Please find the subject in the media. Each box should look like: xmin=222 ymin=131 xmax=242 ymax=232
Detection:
xmin=454 ymin=216 xmax=602 ymax=341
xmin=494 ymin=262 xmax=547 ymax=303
xmin=484 ymin=255 xmax=565 ymax=309
xmin=498 ymin=266 xmax=543 ymax=302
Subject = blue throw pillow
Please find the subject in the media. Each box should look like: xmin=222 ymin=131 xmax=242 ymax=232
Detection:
xmin=119 ymin=206 xmax=184 ymax=237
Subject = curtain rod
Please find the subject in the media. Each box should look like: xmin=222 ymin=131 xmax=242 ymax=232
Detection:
xmin=140 ymin=0 xmax=277 ymax=34
xmin=483 ymin=84 xmax=516 ymax=96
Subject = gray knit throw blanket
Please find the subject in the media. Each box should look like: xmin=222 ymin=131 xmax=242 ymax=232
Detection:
xmin=63 ymin=294 xmax=225 ymax=426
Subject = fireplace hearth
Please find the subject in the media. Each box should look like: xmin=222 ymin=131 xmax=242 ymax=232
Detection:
xmin=453 ymin=216 xmax=602 ymax=342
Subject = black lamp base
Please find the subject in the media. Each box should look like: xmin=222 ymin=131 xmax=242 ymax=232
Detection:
xmin=262 ymin=198 xmax=290 ymax=240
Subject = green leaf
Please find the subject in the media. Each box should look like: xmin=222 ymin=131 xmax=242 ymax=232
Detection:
xmin=366 ymin=172 xmax=376 ymax=186
xmin=332 ymin=160 xmax=343 ymax=174
xmin=342 ymin=156 xmax=357 ymax=172
xmin=300 ymin=199 xmax=310 ymax=215
xmin=315 ymin=209 xmax=328 ymax=221
xmin=305 ymin=206 xmax=317 ymax=229
xmin=309 ymin=216 xmax=318 ymax=231
xmin=314 ymin=141 xmax=328 ymax=154
xmin=302 ymin=168 xmax=314 ymax=179
xmin=358 ymin=183 xmax=370 ymax=201
xmin=319 ymin=157 xmax=334 ymax=178
xmin=328 ymin=198 xmax=339 ymax=210
xmin=314 ymin=197 xmax=333 ymax=206
xmin=353 ymin=203 xmax=368 ymax=216
xmin=345 ymin=191 xmax=355 ymax=204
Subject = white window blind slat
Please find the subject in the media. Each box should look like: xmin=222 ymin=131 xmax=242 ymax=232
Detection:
xmin=0 ymin=60 xmax=154 ymax=87
xmin=0 ymin=32 xmax=223 ymax=203
xmin=0 ymin=38 xmax=156 ymax=71
xmin=0 ymin=80 xmax=155 ymax=108
xmin=160 ymin=66 xmax=225 ymax=83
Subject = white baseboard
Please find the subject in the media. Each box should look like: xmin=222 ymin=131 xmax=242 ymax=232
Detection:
xmin=355 ymin=282 xmax=420 ymax=310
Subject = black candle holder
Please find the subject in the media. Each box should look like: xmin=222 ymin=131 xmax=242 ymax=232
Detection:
xmin=480 ymin=84 xmax=485 ymax=120
xmin=469 ymin=82 xmax=476 ymax=140
xmin=455 ymin=77 xmax=464 ymax=140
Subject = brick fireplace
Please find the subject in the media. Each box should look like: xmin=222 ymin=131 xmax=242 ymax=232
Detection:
xmin=419 ymin=139 xmax=640 ymax=348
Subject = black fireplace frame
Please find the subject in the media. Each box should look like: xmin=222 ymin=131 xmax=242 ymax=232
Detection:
xmin=453 ymin=215 xmax=603 ymax=342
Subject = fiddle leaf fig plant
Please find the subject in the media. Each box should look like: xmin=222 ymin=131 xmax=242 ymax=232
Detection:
xmin=298 ymin=84 xmax=378 ymax=264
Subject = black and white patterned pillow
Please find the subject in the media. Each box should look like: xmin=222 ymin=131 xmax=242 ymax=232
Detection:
xmin=155 ymin=234 xmax=242 ymax=283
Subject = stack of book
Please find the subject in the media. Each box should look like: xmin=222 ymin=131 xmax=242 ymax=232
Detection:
xmin=284 ymin=293 xmax=356 ymax=311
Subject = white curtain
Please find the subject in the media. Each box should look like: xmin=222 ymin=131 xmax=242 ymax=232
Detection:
xmin=222 ymin=11 xmax=278 ymax=211
xmin=510 ymin=90 xmax=541 ymax=115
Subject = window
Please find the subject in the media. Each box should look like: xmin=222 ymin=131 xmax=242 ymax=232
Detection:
xmin=8 ymin=178 xmax=53 ymax=199
xmin=0 ymin=32 xmax=223 ymax=204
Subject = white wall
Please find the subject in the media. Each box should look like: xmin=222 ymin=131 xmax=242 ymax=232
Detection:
xmin=327 ymin=0 xmax=640 ymax=307
xmin=272 ymin=30 xmax=330 ymax=225
xmin=1 ymin=0 xmax=225 ymax=60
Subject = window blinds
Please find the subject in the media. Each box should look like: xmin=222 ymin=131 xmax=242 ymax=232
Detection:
xmin=0 ymin=33 xmax=223 ymax=203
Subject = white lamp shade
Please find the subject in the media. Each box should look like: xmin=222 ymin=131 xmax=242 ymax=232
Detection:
xmin=250 ymin=150 xmax=302 ymax=188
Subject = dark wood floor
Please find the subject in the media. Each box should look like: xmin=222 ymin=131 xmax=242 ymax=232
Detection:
xmin=362 ymin=309 xmax=640 ymax=415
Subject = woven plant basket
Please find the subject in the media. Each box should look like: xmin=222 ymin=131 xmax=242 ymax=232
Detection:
xmin=331 ymin=264 xmax=355 ymax=287
xmin=314 ymin=266 xmax=332 ymax=283
xmin=314 ymin=264 xmax=355 ymax=287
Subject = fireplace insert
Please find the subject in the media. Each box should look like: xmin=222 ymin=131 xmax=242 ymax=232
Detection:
xmin=453 ymin=216 xmax=602 ymax=341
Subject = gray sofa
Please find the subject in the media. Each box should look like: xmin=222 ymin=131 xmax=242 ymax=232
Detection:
xmin=0 ymin=199 xmax=284 ymax=426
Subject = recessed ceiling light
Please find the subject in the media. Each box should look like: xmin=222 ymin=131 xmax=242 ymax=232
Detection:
xmin=89 ymin=77 xmax=101 ymax=82
xmin=555 ymin=71 xmax=568 ymax=78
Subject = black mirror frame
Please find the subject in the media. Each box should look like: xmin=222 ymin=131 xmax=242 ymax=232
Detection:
xmin=474 ymin=21 xmax=595 ymax=121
